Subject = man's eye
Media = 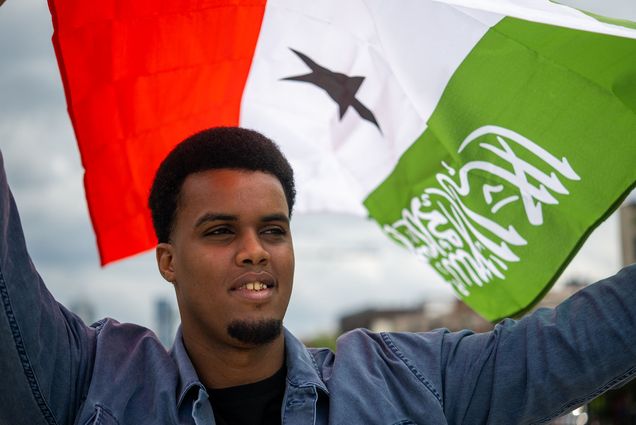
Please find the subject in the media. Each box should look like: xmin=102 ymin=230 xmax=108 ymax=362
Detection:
xmin=262 ymin=227 xmax=287 ymax=236
xmin=204 ymin=227 xmax=233 ymax=237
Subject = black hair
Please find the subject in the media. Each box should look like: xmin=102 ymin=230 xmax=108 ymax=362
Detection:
xmin=148 ymin=127 xmax=296 ymax=243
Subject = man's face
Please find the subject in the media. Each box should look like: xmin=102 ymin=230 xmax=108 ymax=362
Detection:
xmin=157 ymin=169 xmax=294 ymax=350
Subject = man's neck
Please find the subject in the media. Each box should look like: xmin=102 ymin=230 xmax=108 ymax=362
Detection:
xmin=183 ymin=332 xmax=286 ymax=389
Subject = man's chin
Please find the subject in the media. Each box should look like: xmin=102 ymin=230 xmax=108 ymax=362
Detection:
xmin=227 ymin=319 xmax=283 ymax=346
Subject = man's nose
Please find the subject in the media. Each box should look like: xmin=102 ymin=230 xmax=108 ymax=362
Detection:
xmin=235 ymin=231 xmax=270 ymax=266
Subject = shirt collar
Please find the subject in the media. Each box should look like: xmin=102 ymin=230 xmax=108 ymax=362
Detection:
xmin=170 ymin=326 xmax=329 ymax=408
xmin=170 ymin=326 xmax=207 ymax=408
xmin=283 ymin=328 xmax=329 ymax=394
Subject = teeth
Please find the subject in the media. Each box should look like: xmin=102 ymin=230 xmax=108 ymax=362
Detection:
xmin=244 ymin=282 xmax=267 ymax=291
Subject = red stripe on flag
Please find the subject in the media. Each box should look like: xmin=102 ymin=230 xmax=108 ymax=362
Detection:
xmin=48 ymin=0 xmax=267 ymax=265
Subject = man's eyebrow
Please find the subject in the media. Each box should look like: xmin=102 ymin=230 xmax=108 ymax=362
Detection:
xmin=194 ymin=213 xmax=237 ymax=228
xmin=262 ymin=213 xmax=290 ymax=224
xmin=193 ymin=213 xmax=289 ymax=227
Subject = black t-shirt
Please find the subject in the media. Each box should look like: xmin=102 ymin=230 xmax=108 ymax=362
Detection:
xmin=208 ymin=365 xmax=286 ymax=425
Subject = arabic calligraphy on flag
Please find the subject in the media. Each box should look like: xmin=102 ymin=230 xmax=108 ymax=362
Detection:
xmin=381 ymin=126 xmax=581 ymax=298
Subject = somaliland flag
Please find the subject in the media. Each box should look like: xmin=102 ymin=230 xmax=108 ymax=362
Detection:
xmin=49 ymin=0 xmax=636 ymax=320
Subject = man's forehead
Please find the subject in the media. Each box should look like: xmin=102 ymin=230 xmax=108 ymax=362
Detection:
xmin=176 ymin=169 xmax=289 ymax=218
xmin=184 ymin=168 xmax=282 ymax=190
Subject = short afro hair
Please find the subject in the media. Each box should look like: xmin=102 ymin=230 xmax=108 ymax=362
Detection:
xmin=148 ymin=127 xmax=296 ymax=243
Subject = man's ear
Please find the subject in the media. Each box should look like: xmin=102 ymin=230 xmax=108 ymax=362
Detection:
xmin=156 ymin=242 xmax=176 ymax=284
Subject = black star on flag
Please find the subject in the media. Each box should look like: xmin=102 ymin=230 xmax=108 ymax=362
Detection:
xmin=282 ymin=48 xmax=381 ymax=133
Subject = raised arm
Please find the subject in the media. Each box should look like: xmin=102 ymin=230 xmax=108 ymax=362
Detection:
xmin=436 ymin=264 xmax=636 ymax=424
xmin=0 ymin=151 xmax=95 ymax=425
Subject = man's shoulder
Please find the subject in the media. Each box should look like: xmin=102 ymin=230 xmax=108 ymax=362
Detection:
xmin=91 ymin=317 xmax=168 ymax=344
xmin=306 ymin=327 xmax=478 ymax=367
xmin=336 ymin=327 xmax=472 ymax=349
xmin=80 ymin=318 xmax=182 ymax=419
xmin=90 ymin=317 xmax=176 ymax=369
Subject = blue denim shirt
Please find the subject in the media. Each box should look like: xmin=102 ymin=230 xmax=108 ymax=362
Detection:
xmin=2 ymin=150 xmax=636 ymax=425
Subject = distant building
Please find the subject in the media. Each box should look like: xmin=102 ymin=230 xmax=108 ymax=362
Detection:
xmin=155 ymin=298 xmax=176 ymax=347
xmin=532 ymin=277 xmax=588 ymax=310
xmin=339 ymin=299 xmax=493 ymax=334
xmin=69 ymin=298 xmax=97 ymax=325
xmin=339 ymin=305 xmax=427 ymax=333
xmin=435 ymin=299 xmax=493 ymax=333
xmin=339 ymin=278 xmax=590 ymax=336
xmin=620 ymin=202 xmax=636 ymax=266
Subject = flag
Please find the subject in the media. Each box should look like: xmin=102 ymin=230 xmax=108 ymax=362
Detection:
xmin=548 ymin=0 xmax=636 ymax=30
xmin=49 ymin=0 xmax=636 ymax=320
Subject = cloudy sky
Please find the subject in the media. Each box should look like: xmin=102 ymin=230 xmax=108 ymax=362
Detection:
xmin=0 ymin=0 xmax=633 ymax=340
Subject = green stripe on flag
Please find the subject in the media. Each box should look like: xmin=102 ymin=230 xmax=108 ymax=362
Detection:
xmin=364 ymin=17 xmax=636 ymax=321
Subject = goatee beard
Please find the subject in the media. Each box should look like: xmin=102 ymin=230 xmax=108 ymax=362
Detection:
xmin=227 ymin=319 xmax=283 ymax=346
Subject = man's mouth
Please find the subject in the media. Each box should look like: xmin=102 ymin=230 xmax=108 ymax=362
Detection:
xmin=239 ymin=281 xmax=271 ymax=292
xmin=230 ymin=275 xmax=276 ymax=301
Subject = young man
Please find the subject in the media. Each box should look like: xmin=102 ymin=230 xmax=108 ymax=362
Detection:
xmin=1 ymin=127 xmax=636 ymax=425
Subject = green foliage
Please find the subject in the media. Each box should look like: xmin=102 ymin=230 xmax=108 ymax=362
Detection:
xmin=303 ymin=333 xmax=338 ymax=352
